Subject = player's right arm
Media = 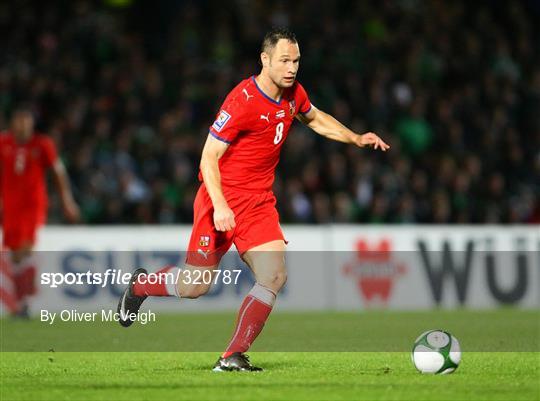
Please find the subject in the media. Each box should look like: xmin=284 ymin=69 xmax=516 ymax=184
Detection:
xmin=200 ymin=135 xmax=236 ymax=232
xmin=203 ymin=85 xmax=248 ymax=232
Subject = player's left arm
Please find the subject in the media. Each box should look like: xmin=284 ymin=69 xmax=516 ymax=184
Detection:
xmin=51 ymin=160 xmax=81 ymax=223
xmin=296 ymin=106 xmax=390 ymax=151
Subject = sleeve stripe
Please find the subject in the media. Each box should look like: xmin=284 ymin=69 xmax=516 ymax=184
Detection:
xmin=209 ymin=129 xmax=231 ymax=144
xmin=299 ymin=103 xmax=312 ymax=115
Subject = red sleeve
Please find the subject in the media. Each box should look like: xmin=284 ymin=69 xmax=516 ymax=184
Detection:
xmin=39 ymin=136 xmax=58 ymax=169
xmin=208 ymin=92 xmax=247 ymax=144
xmin=295 ymin=82 xmax=313 ymax=115
xmin=0 ymin=136 xmax=6 ymax=161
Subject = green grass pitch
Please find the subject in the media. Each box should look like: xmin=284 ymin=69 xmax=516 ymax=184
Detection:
xmin=1 ymin=310 xmax=539 ymax=401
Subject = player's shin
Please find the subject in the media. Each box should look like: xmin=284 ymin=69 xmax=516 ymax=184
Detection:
xmin=222 ymin=283 xmax=276 ymax=358
xmin=132 ymin=266 xmax=181 ymax=297
xmin=12 ymin=255 xmax=37 ymax=303
xmin=0 ymin=255 xmax=20 ymax=314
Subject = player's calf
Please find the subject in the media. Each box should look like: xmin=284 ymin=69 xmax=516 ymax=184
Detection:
xmin=215 ymin=243 xmax=286 ymax=370
xmin=132 ymin=266 xmax=181 ymax=297
xmin=178 ymin=282 xmax=212 ymax=299
xmin=220 ymin=282 xmax=276 ymax=361
xmin=129 ymin=265 xmax=218 ymax=299
xmin=117 ymin=265 xmax=216 ymax=327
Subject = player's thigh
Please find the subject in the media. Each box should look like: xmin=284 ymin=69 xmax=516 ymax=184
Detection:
xmin=233 ymin=193 xmax=285 ymax=252
xmin=242 ymin=240 xmax=287 ymax=292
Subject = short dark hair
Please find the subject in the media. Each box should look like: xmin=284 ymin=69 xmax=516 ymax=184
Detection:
xmin=11 ymin=103 xmax=34 ymax=119
xmin=261 ymin=27 xmax=297 ymax=54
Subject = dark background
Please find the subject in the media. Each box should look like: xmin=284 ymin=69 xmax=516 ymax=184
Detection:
xmin=1 ymin=0 xmax=539 ymax=224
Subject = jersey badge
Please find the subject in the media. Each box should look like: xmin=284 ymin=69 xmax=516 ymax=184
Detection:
xmin=289 ymin=99 xmax=296 ymax=116
xmin=212 ymin=110 xmax=231 ymax=132
xmin=198 ymin=235 xmax=210 ymax=247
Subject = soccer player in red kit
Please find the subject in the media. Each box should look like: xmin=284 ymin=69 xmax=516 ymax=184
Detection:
xmin=0 ymin=108 xmax=80 ymax=316
xmin=118 ymin=28 xmax=389 ymax=370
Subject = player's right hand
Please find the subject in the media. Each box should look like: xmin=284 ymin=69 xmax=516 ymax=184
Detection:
xmin=63 ymin=198 xmax=81 ymax=223
xmin=213 ymin=204 xmax=236 ymax=232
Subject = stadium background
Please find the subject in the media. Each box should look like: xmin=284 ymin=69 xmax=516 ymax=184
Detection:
xmin=1 ymin=0 xmax=538 ymax=225
xmin=1 ymin=2 xmax=539 ymax=400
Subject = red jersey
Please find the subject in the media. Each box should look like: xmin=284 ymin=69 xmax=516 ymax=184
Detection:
xmin=206 ymin=76 xmax=312 ymax=192
xmin=0 ymin=132 xmax=58 ymax=222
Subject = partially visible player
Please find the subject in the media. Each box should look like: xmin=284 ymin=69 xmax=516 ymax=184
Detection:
xmin=117 ymin=28 xmax=389 ymax=371
xmin=0 ymin=107 xmax=80 ymax=317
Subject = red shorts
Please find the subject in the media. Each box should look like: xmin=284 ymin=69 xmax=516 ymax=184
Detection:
xmin=185 ymin=184 xmax=286 ymax=266
xmin=2 ymin=204 xmax=46 ymax=250
xmin=2 ymin=211 xmax=41 ymax=250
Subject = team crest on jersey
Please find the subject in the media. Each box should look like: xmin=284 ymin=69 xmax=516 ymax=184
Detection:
xmin=276 ymin=110 xmax=286 ymax=119
xmin=212 ymin=110 xmax=231 ymax=132
xmin=198 ymin=235 xmax=210 ymax=247
xmin=289 ymin=100 xmax=296 ymax=116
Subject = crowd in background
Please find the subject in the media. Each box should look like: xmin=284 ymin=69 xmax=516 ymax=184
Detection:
xmin=1 ymin=0 xmax=539 ymax=224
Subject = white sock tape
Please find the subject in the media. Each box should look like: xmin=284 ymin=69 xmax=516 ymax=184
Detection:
xmin=164 ymin=267 xmax=181 ymax=297
xmin=248 ymin=283 xmax=276 ymax=306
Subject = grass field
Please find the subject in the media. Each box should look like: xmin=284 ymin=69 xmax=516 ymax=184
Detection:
xmin=1 ymin=310 xmax=539 ymax=401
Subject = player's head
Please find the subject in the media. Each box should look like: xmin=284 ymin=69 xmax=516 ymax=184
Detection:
xmin=11 ymin=106 xmax=34 ymax=142
xmin=260 ymin=28 xmax=300 ymax=88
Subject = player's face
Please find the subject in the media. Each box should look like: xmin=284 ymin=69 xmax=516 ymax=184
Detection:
xmin=12 ymin=111 xmax=34 ymax=142
xmin=267 ymin=39 xmax=300 ymax=88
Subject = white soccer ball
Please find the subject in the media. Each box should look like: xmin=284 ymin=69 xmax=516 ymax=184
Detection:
xmin=411 ymin=330 xmax=461 ymax=374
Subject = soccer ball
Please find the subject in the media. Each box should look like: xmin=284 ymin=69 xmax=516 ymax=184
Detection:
xmin=411 ymin=330 xmax=461 ymax=374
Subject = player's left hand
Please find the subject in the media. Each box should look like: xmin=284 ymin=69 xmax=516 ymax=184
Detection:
xmin=355 ymin=132 xmax=390 ymax=151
